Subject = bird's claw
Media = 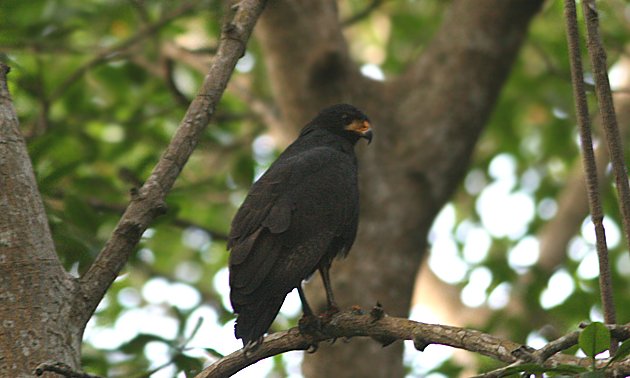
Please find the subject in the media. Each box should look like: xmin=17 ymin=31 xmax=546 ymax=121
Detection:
xmin=242 ymin=337 xmax=263 ymax=357
xmin=299 ymin=314 xmax=322 ymax=353
xmin=299 ymin=313 xmax=322 ymax=335
xmin=370 ymin=301 xmax=385 ymax=322
xmin=326 ymin=304 xmax=340 ymax=315
xmin=318 ymin=304 xmax=340 ymax=323
xmin=306 ymin=342 xmax=319 ymax=353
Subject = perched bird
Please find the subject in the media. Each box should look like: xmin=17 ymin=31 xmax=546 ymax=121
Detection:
xmin=227 ymin=104 xmax=373 ymax=347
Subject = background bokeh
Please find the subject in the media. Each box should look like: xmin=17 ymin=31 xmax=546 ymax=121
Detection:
xmin=3 ymin=0 xmax=630 ymax=376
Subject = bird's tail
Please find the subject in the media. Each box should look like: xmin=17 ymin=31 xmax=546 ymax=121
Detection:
xmin=234 ymin=296 xmax=285 ymax=346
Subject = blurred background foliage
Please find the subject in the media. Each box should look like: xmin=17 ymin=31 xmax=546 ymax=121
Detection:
xmin=3 ymin=0 xmax=630 ymax=376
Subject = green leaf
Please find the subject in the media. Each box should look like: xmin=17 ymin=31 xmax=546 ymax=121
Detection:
xmin=608 ymin=338 xmax=630 ymax=364
xmin=173 ymin=354 xmax=203 ymax=376
xmin=204 ymin=347 xmax=224 ymax=359
xmin=579 ymin=322 xmax=611 ymax=358
xmin=118 ymin=334 xmax=171 ymax=354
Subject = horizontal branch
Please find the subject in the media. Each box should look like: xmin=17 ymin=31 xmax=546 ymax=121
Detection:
xmin=195 ymin=308 xmax=630 ymax=378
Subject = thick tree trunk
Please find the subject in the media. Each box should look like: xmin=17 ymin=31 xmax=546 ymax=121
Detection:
xmin=256 ymin=1 xmax=544 ymax=376
xmin=0 ymin=64 xmax=79 ymax=377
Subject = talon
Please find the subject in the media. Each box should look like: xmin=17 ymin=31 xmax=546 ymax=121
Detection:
xmin=327 ymin=304 xmax=340 ymax=314
xmin=243 ymin=338 xmax=262 ymax=356
xmin=370 ymin=301 xmax=385 ymax=322
xmin=319 ymin=306 xmax=339 ymax=323
xmin=299 ymin=314 xmax=322 ymax=336
xmin=306 ymin=342 xmax=319 ymax=353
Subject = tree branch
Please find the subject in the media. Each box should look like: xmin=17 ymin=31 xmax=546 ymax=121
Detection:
xmin=564 ymin=0 xmax=617 ymax=337
xmin=582 ymin=0 xmax=630 ymax=260
xmin=74 ymin=0 xmax=267 ymax=328
xmin=194 ymin=309 xmax=630 ymax=378
xmin=393 ymin=0 xmax=545 ymax=204
xmin=80 ymin=196 xmax=228 ymax=241
xmin=341 ymin=0 xmax=384 ymax=27
xmin=148 ymin=42 xmax=287 ymax=144
xmin=473 ymin=323 xmax=630 ymax=378
xmin=0 ymin=64 xmax=65 ymax=275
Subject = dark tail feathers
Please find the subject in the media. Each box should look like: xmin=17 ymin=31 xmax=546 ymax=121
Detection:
xmin=234 ymin=296 xmax=285 ymax=346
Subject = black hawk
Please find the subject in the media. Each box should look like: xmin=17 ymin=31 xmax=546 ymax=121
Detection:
xmin=227 ymin=104 xmax=372 ymax=346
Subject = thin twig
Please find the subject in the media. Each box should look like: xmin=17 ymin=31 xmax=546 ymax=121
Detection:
xmin=159 ymin=42 xmax=286 ymax=140
xmin=130 ymin=318 xmax=206 ymax=378
xmin=341 ymin=0 xmax=384 ymax=27
xmin=563 ymin=0 xmax=617 ymax=351
xmin=75 ymin=0 xmax=267 ymax=329
xmin=83 ymin=197 xmax=229 ymax=241
xmin=537 ymin=331 xmax=579 ymax=361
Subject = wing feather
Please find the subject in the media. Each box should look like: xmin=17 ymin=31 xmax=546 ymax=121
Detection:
xmin=228 ymin=145 xmax=359 ymax=311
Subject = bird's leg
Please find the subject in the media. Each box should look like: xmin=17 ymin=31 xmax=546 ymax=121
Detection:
xmin=297 ymin=284 xmax=321 ymax=349
xmin=297 ymin=284 xmax=314 ymax=317
xmin=319 ymin=264 xmax=339 ymax=313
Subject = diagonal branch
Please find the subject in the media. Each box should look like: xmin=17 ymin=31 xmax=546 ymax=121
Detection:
xmin=194 ymin=309 xmax=630 ymax=378
xmin=74 ymin=0 xmax=267 ymax=328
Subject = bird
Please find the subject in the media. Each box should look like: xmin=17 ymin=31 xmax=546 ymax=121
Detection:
xmin=227 ymin=103 xmax=373 ymax=347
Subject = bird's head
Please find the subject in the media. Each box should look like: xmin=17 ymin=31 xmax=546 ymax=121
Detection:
xmin=304 ymin=104 xmax=373 ymax=145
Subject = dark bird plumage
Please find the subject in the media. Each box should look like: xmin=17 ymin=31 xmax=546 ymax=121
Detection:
xmin=227 ymin=104 xmax=372 ymax=346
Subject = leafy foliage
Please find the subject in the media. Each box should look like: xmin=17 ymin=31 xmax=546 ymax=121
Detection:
xmin=5 ymin=0 xmax=630 ymax=376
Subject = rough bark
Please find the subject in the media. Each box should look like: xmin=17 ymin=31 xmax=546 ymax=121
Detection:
xmin=198 ymin=309 xmax=630 ymax=378
xmin=0 ymin=64 xmax=78 ymax=377
xmin=255 ymin=1 xmax=544 ymax=376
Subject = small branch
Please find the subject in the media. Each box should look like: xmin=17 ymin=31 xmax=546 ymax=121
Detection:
xmin=536 ymin=330 xmax=579 ymax=361
xmin=228 ymin=77 xmax=286 ymax=144
xmin=564 ymin=0 xmax=617 ymax=349
xmin=83 ymin=196 xmax=228 ymax=241
xmin=75 ymin=0 xmax=267 ymax=328
xmin=474 ymin=331 xmax=581 ymax=378
xmin=582 ymin=0 xmax=630 ymax=265
xmin=160 ymin=42 xmax=286 ymax=141
xmin=195 ymin=309 xmax=630 ymax=378
xmin=341 ymin=0 xmax=383 ymax=27
xmin=35 ymin=362 xmax=102 ymax=378
xmin=131 ymin=318 xmax=205 ymax=378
